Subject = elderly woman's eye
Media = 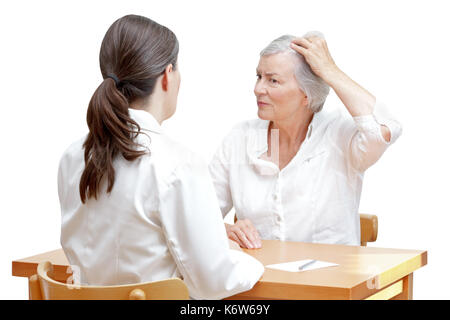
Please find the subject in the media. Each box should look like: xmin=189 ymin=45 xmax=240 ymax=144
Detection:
xmin=256 ymin=74 xmax=261 ymax=80
xmin=270 ymin=78 xmax=278 ymax=84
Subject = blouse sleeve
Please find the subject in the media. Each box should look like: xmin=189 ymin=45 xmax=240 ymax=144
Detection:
xmin=208 ymin=137 xmax=234 ymax=218
xmin=335 ymin=99 xmax=403 ymax=172
xmin=158 ymin=152 xmax=264 ymax=300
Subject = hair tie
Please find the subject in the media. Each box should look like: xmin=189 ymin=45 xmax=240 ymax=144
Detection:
xmin=106 ymin=74 xmax=121 ymax=87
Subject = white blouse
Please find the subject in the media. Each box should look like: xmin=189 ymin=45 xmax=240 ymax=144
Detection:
xmin=209 ymin=100 xmax=402 ymax=246
xmin=58 ymin=108 xmax=264 ymax=300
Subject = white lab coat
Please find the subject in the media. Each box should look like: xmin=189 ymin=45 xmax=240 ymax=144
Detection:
xmin=209 ymin=99 xmax=402 ymax=246
xmin=58 ymin=108 xmax=264 ymax=300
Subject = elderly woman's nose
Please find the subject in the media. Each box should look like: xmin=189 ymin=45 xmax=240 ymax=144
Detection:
xmin=254 ymin=81 xmax=266 ymax=96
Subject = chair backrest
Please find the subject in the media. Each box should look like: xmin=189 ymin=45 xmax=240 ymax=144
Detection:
xmin=233 ymin=213 xmax=378 ymax=246
xmin=29 ymin=261 xmax=189 ymax=300
xmin=359 ymin=213 xmax=378 ymax=246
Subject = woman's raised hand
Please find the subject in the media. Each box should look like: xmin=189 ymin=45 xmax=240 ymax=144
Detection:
xmin=225 ymin=219 xmax=262 ymax=249
xmin=290 ymin=36 xmax=340 ymax=83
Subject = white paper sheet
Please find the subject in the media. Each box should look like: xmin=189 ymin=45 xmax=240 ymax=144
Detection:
xmin=265 ymin=259 xmax=339 ymax=272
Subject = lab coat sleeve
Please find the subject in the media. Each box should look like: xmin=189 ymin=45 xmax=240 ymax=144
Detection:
xmin=335 ymin=99 xmax=403 ymax=172
xmin=158 ymin=152 xmax=264 ymax=300
xmin=208 ymin=138 xmax=234 ymax=218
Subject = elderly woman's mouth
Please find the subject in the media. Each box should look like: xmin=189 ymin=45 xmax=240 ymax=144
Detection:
xmin=257 ymin=101 xmax=271 ymax=107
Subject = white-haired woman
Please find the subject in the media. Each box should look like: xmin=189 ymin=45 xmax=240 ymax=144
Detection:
xmin=209 ymin=32 xmax=402 ymax=248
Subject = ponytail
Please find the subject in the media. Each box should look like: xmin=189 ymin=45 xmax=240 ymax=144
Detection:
xmin=79 ymin=14 xmax=179 ymax=203
xmin=79 ymin=78 xmax=146 ymax=203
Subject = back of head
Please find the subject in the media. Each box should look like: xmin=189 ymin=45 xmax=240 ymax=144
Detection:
xmin=79 ymin=14 xmax=179 ymax=203
xmin=260 ymin=31 xmax=330 ymax=113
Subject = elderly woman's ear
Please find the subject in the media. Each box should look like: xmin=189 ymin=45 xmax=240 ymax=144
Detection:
xmin=299 ymin=90 xmax=309 ymax=108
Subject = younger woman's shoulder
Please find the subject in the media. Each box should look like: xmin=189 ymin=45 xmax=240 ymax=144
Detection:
xmin=157 ymin=133 xmax=197 ymax=159
xmin=59 ymin=135 xmax=86 ymax=163
xmin=154 ymin=133 xmax=206 ymax=169
xmin=152 ymin=133 xmax=210 ymax=190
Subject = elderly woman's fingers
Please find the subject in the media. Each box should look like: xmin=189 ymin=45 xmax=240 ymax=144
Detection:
xmin=234 ymin=228 xmax=254 ymax=249
xmin=290 ymin=35 xmax=337 ymax=81
xmin=228 ymin=239 xmax=242 ymax=251
xmin=242 ymin=219 xmax=262 ymax=248
xmin=226 ymin=223 xmax=248 ymax=248
xmin=228 ymin=232 xmax=244 ymax=248
xmin=291 ymin=37 xmax=311 ymax=49
xmin=248 ymin=231 xmax=261 ymax=248
xmin=242 ymin=226 xmax=260 ymax=248
xmin=253 ymin=230 xmax=262 ymax=247
xmin=290 ymin=43 xmax=307 ymax=57
xmin=305 ymin=35 xmax=323 ymax=43
xmin=228 ymin=219 xmax=261 ymax=249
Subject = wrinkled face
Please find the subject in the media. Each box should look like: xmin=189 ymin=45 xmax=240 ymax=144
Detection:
xmin=254 ymin=52 xmax=308 ymax=121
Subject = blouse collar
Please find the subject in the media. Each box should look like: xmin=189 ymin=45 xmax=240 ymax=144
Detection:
xmin=128 ymin=108 xmax=162 ymax=134
xmin=251 ymin=111 xmax=320 ymax=156
xmin=247 ymin=111 xmax=325 ymax=175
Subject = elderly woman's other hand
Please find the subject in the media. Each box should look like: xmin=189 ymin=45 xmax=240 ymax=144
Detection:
xmin=290 ymin=36 xmax=340 ymax=83
xmin=225 ymin=219 xmax=262 ymax=249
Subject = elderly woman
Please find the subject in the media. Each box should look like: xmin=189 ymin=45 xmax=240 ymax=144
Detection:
xmin=209 ymin=32 xmax=402 ymax=248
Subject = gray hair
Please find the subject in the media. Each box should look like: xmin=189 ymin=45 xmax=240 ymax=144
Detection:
xmin=260 ymin=31 xmax=330 ymax=113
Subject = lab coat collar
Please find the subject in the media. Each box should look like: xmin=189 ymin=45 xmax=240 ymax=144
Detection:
xmin=128 ymin=108 xmax=162 ymax=134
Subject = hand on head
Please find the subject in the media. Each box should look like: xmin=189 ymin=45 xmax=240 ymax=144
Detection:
xmin=290 ymin=36 xmax=339 ymax=81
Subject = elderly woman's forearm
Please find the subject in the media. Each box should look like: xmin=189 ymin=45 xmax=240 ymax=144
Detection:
xmin=324 ymin=68 xmax=375 ymax=117
xmin=325 ymin=68 xmax=392 ymax=142
xmin=325 ymin=67 xmax=391 ymax=142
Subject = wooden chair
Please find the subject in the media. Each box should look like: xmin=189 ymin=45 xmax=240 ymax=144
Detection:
xmin=359 ymin=213 xmax=378 ymax=246
xmin=234 ymin=213 xmax=378 ymax=246
xmin=28 ymin=261 xmax=189 ymax=300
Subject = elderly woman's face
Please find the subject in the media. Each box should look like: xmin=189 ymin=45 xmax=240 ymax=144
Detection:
xmin=255 ymin=52 xmax=308 ymax=121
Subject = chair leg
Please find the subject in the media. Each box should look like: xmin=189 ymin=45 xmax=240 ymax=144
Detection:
xmin=28 ymin=275 xmax=43 ymax=300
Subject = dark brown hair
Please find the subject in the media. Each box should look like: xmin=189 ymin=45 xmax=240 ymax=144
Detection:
xmin=79 ymin=15 xmax=179 ymax=203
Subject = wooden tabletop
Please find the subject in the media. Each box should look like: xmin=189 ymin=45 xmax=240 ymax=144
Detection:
xmin=12 ymin=240 xmax=427 ymax=300
xmin=234 ymin=240 xmax=427 ymax=299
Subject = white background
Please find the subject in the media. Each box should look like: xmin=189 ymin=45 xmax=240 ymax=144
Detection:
xmin=1 ymin=0 xmax=449 ymax=299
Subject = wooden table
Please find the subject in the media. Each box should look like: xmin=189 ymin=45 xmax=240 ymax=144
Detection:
xmin=12 ymin=240 xmax=427 ymax=300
